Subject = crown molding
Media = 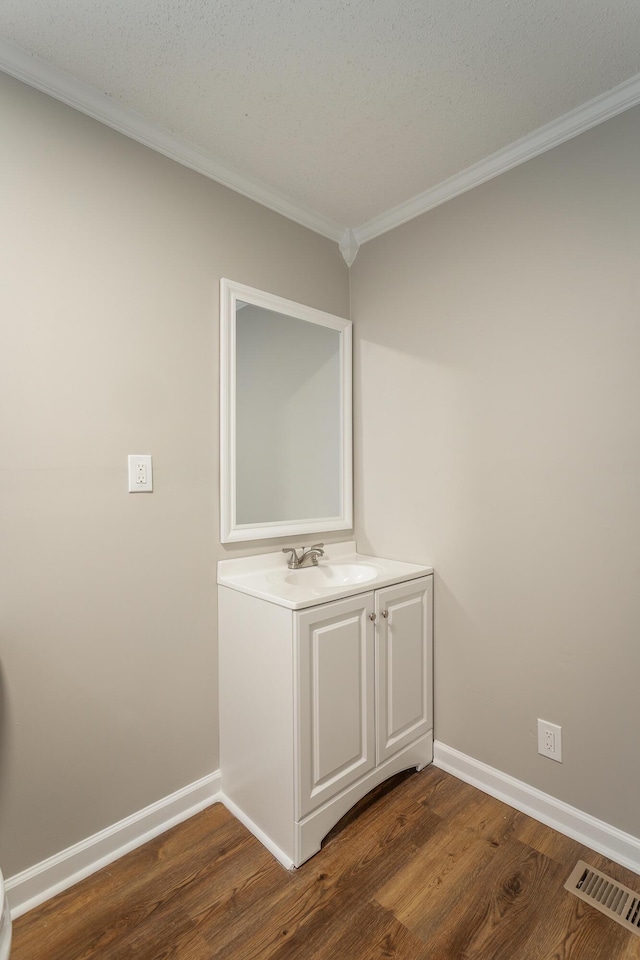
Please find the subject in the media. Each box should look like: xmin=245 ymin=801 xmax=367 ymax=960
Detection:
xmin=354 ymin=71 xmax=640 ymax=245
xmin=2 ymin=37 xmax=640 ymax=252
xmin=0 ymin=38 xmax=345 ymax=243
xmin=338 ymin=228 xmax=360 ymax=267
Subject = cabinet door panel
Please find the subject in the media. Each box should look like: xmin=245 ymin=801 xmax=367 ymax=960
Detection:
xmin=376 ymin=577 xmax=432 ymax=764
xmin=296 ymin=594 xmax=375 ymax=819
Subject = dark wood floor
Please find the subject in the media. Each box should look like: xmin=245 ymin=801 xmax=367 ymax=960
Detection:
xmin=11 ymin=766 xmax=640 ymax=959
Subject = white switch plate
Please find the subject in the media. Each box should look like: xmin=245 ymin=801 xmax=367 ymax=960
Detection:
xmin=128 ymin=454 xmax=153 ymax=493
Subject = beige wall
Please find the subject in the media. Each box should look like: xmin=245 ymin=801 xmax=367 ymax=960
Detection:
xmin=351 ymin=105 xmax=640 ymax=837
xmin=3 ymin=61 xmax=639 ymax=885
xmin=0 ymin=73 xmax=349 ymax=877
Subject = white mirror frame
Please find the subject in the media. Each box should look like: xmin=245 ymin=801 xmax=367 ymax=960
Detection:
xmin=220 ymin=279 xmax=353 ymax=543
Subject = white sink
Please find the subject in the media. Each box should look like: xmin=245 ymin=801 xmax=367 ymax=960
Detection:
xmin=282 ymin=561 xmax=380 ymax=590
xmin=217 ymin=541 xmax=433 ymax=609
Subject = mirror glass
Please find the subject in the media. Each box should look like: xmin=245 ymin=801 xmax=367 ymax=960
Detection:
xmin=220 ymin=280 xmax=352 ymax=543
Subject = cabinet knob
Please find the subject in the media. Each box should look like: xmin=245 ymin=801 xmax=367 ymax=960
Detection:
xmin=369 ymin=612 xmax=376 ymax=622
xmin=381 ymin=610 xmax=389 ymax=619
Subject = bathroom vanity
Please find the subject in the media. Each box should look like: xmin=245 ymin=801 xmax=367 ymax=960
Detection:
xmin=217 ymin=541 xmax=433 ymax=867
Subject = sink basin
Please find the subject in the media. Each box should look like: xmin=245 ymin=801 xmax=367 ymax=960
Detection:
xmin=217 ymin=540 xmax=433 ymax=609
xmin=282 ymin=562 xmax=380 ymax=590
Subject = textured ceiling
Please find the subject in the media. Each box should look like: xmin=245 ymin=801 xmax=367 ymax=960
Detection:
xmin=1 ymin=0 xmax=640 ymax=230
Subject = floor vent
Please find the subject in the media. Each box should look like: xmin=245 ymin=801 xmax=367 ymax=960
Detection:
xmin=565 ymin=860 xmax=640 ymax=937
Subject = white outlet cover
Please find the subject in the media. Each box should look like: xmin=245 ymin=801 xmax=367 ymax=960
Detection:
xmin=128 ymin=454 xmax=153 ymax=493
xmin=537 ymin=718 xmax=562 ymax=763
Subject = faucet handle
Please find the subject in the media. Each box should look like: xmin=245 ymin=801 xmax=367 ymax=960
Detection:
xmin=310 ymin=543 xmax=325 ymax=551
xmin=282 ymin=546 xmax=301 ymax=564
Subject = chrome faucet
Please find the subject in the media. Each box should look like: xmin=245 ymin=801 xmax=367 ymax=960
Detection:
xmin=282 ymin=543 xmax=325 ymax=569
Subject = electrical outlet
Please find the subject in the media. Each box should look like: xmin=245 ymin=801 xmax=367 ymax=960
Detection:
xmin=538 ymin=719 xmax=562 ymax=762
xmin=128 ymin=455 xmax=153 ymax=493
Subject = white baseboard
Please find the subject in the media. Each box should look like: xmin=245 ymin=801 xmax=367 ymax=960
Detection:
xmin=219 ymin=794 xmax=295 ymax=871
xmin=434 ymin=742 xmax=640 ymax=875
xmin=5 ymin=770 xmax=221 ymax=919
xmin=9 ymin=750 xmax=640 ymax=921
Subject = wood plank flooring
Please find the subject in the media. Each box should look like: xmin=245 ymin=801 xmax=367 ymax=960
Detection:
xmin=11 ymin=767 xmax=640 ymax=959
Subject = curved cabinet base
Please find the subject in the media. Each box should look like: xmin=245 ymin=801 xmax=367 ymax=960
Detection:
xmin=295 ymin=733 xmax=432 ymax=867
xmin=221 ymin=734 xmax=432 ymax=870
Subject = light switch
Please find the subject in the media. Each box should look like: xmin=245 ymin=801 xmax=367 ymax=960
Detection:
xmin=128 ymin=454 xmax=153 ymax=493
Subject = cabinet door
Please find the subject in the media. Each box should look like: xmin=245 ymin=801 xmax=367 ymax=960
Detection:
xmin=296 ymin=593 xmax=375 ymax=819
xmin=376 ymin=576 xmax=432 ymax=764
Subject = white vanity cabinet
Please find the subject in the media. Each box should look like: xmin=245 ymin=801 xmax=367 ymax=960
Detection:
xmin=296 ymin=592 xmax=376 ymax=820
xmin=297 ymin=578 xmax=433 ymax=821
xmin=218 ymin=547 xmax=433 ymax=869
xmin=375 ymin=578 xmax=433 ymax=763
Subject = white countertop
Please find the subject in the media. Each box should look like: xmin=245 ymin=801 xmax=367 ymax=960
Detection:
xmin=217 ymin=540 xmax=433 ymax=609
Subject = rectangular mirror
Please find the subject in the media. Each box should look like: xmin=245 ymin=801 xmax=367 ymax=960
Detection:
xmin=220 ymin=279 xmax=352 ymax=543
